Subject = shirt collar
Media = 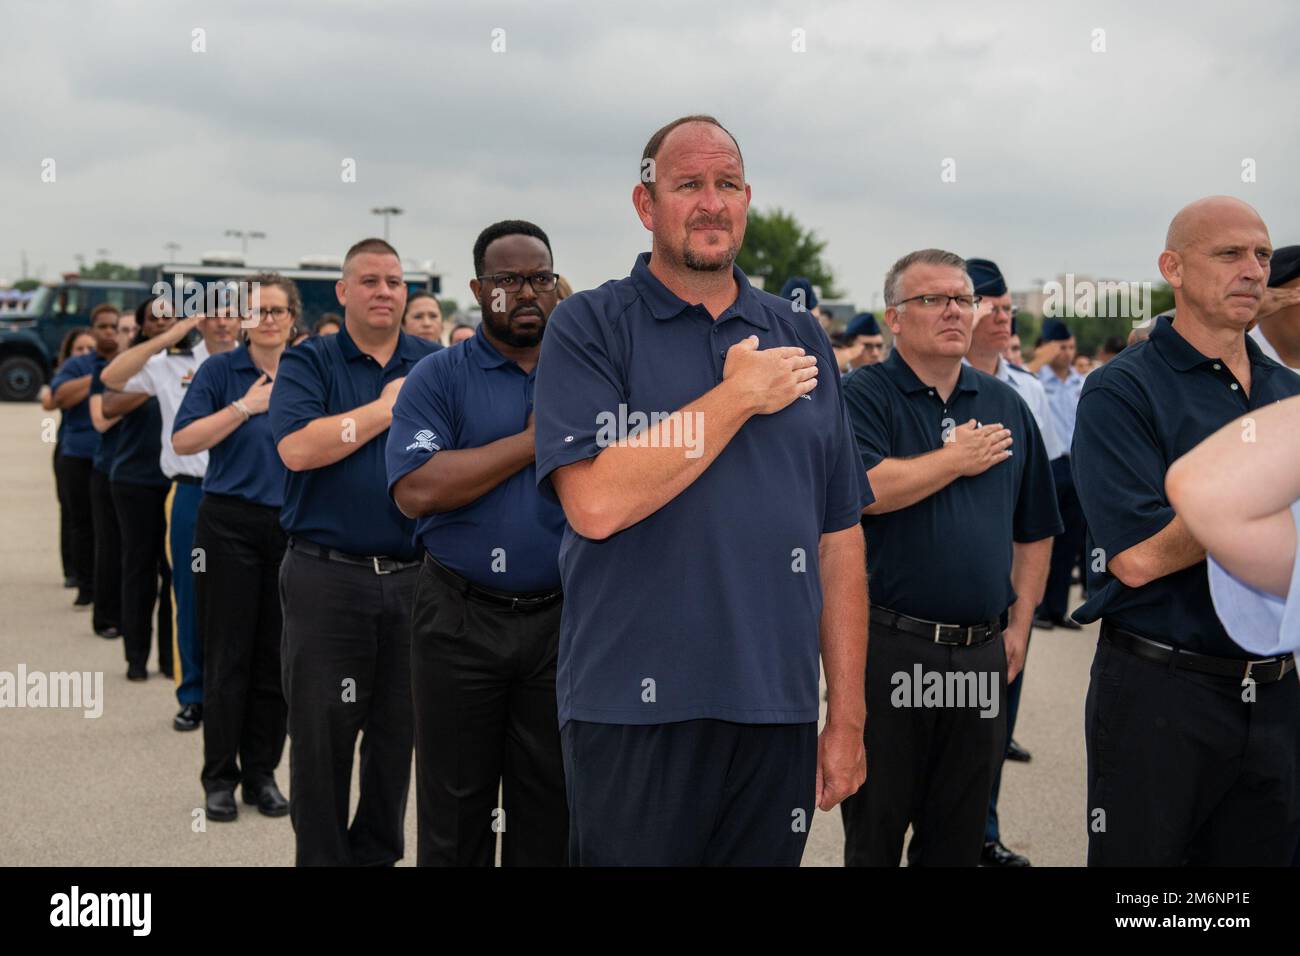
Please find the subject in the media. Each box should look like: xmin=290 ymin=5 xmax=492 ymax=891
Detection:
xmin=337 ymin=322 xmax=422 ymax=371
xmin=629 ymin=252 xmax=769 ymax=330
xmin=1151 ymin=313 xmax=1276 ymax=375
xmin=884 ymin=348 xmax=981 ymax=395
xmin=469 ymin=324 xmax=510 ymax=370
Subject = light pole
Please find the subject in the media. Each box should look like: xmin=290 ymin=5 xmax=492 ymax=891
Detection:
xmin=164 ymin=242 xmax=181 ymax=263
xmin=224 ymin=229 xmax=266 ymax=259
xmin=371 ymin=206 xmax=403 ymax=242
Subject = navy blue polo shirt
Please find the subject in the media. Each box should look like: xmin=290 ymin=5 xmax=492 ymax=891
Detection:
xmin=1071 ymin=315 xmax=1300 ymax=657
xmin=534 ymin=253 xmax=872 ymax=727
xmin=845 ymin=350 xmax=1063 ymax=624
xmin=109 ymin=393 xmax=167 ymax=489
xmin=386 ymin=326 xmax=565 ymax=593
xmin=270 ymin=324 xmax=436 ymax=558
xmin=89 ymin=369 xmax=122 ymax=475
xmin=49 ymin=353 xmax=104 ymax=461
xmin=174 ymin=347 xmax=285 ymax=508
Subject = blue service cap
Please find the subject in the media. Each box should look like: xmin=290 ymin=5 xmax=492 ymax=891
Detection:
xmin=1268 ymin=245 xmax=1300 ymax=288
xmin=1040 ymin=318 xmax=1073 ymax=342
xmin=846 ymin=312 xmax=880 ymax=336
xmin=778 ymin=276 xmax=818 ymax=309
xmin=965 ymin=257 xmax=1007 ymax=297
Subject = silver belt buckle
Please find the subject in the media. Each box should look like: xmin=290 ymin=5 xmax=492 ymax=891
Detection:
xmin=372 ymin=556 xmax=391 ymax=575
xmin=1243 ymin=658 xmax=1275 ymax=682
xmin=933 ymin=622 xmax=944 ymax=643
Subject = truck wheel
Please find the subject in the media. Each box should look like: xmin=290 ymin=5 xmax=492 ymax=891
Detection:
xmin=0 ymin=356 xmax=44 ymax=401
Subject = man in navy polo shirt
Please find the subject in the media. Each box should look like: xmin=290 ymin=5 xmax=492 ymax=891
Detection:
xmin=270 ymin=238 xmax=439 ymax=866
xmin=534 ymin=115 xmax=871 ymax=866
xmin=838 ymin=249 xmax=1060 ymax=867
xmin=388 ymin=219 xmax=568 ymax=867
xmin=1072 ymin=196 xmax=1300 ymax=865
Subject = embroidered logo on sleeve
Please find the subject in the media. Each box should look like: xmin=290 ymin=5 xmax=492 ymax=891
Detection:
xmin=405 ymin=429 xmax=441 ymax=452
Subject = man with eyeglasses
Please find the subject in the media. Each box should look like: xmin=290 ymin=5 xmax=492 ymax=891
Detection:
xmin=270 ymin=238 xmax=438 ymax=865
xmin=838 ymin=248 xmax=1060 ymax=866
xmin=845 ymin=312 xmax=886 ymax=369
xmin=387 ymin=219 xmax=568 ymax=866
xmin=535 ymin=115 xmax=871 ymax=865
xmin=962 ymin=257 xmax=1062 ymax=867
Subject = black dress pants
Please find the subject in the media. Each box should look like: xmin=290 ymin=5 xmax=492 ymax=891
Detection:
xmin=1040 ymin=455 xmax=1086 ymax=621
xmin=1086 ymin=629 xmax=1300 ymax=866
xmin=280 ymin=541 xmax=415 ymax=866
xmin=56 ymin=454 xmax=94 ymax=598
xmin=89 ymin=468 xmax=121 ymax=633
xmin=195 ymin=493 xmax=287 ymax=794
xmin=410 ymin=558 xmax=568 ymax=867
xmin=111 ymin=481 xmax=172 ymax=673
xmin=840 ymin=617 xmax=1007 ymax=866
xmin=562 ymin=718 xmax=817 ymax=866
xmin=54 ymin=445 xmax=74 ymax=581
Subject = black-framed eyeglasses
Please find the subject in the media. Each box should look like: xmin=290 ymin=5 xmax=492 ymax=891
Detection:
xmin=895 ymin=293 xmax=982 ymax=312
xmin=246 ymin=306 xmax=293 ymax=321
xmin=476 ymin=271 xmax=559 ymax=294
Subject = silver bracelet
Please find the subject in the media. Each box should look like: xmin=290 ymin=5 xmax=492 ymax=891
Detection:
xmin=230 ymin=400 xmax=251 ymax=422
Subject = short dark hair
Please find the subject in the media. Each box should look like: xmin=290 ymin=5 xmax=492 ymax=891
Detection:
xmin=89 ymin=303 xmax=120 ymax=324
xmin=472 ymin=220 xmax=552 ymax=278
xmin=1101 ymin=335 xmax=1126 ymax=355
xmin=641 ymin=115 xmax=743 ymax=193
xmin=404 ymin=291 xmax=439 ymax=317
xmin=314 ymin=313 xmax=342 ymax=333
xmin=343 ymin=238 xmax=400 ymax=272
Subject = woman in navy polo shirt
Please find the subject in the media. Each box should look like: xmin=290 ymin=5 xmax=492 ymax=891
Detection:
xmin=43 ymin=328 xmax=96 ymax=589
xmin=106 ymin=298 xmax=176 ymax=680
xmin=173 ymin=273 xmax=296 ymax=824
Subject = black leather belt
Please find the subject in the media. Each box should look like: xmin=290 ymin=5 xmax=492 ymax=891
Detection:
xmin=288 ymin=536 xmax=420 ymax=575
xmin=172 ymin=475 xmax=202 ymax=486
xmin=425 ymin=555 xmax=562 ymax=612
xmin=1101 ymin=621 xmax=1296 ymax=684
xmin=871 ymin=605 xmax=1001 ymax=647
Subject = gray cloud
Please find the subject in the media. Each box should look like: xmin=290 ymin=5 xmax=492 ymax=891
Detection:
xmin=3 ymin=0 xmax=1297 ymax=310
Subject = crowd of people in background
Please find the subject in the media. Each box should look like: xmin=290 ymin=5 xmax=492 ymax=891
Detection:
xmin=32 ymin=113 xmax=1300 ymax=869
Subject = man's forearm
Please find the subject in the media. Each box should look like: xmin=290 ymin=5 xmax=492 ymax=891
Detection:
xmin=102 ymin=337 xmax=164 ymax=390
xmin=552 ymin=380 xmax=753 ymax=540
xmin=1109 ymin=514 xmax=1205 ymax=590
xmin=277 ymin=400 xmax=391 ymax=472
xmin=819 ymin=526 xmax=868 ymax=731
xmin=1009 ymin=537 xmax=1052 ymax=633
xmin=53 ymin=376 xmax=92 ymax=409
xmin=863 ymin=447 xmax=960 ymax=515
xmin=395 ymin=431 xmax=534 ymax=517
xmin=100 ymin=390 xmax=148 ymax=419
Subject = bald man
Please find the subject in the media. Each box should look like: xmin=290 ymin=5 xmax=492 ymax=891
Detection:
xmin=1071 ymin=196 xmax=1300 ymax=865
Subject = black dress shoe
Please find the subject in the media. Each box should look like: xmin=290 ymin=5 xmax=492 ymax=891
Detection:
xmin=981 ymin=840 xmax=1031 ymax=867
xmin=126 ymin=666 xmax=148 ymax=682
xmin=1054 ymin=616 xmax=1083 ymax=631
xmin=73 ymin=590 xmax=93 ymax=608
xmin=206 ymin=790 xmax=238 ymax=822
xmin=242 ymin=781 xmax=289 ymax=818
xmin=95 ymin=626 xmax=120 ymax=640
xmin=1032 ymin=614 xmax=1055 ymax=630
xmin=1005 ymin=738 xmax=1032 ymax=763
xmin=173 ymin=704 xmax=202 ymax=732
xmin=159 ymin=664 xmax=174 ymax=679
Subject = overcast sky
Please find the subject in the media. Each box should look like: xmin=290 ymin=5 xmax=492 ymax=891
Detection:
xmin=3 ymin=0 xmax=1297 ymax=311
